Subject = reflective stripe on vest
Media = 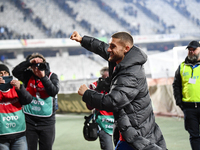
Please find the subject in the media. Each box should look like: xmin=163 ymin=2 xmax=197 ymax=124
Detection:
xmin=180 ymin=62 xmax=200 ymax=102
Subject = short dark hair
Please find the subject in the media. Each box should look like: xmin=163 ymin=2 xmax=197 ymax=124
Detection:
xmin=112 ymin=32 xmax=133 ymax=46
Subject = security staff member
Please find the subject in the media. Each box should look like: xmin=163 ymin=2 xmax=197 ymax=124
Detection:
xmin=173 ymin=40 xmax=200 ymax=150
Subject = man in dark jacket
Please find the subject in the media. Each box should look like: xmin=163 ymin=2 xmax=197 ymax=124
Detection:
xmin=12 ymin=53 xmax=59 ymax=150
xmin=70 ymin=31 xmax=167 ymax=150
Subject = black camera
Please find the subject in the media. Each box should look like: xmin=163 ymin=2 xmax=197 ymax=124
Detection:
xmin=32 ymin=63 xmax=47 ymax=70
xmin=95 ymin=77 xmax=110 ymax=93
xmin=0 ymin=76 xmax=13 ymax=91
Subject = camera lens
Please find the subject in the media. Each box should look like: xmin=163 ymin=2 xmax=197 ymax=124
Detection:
xmin=31 ymin=63 xmax=46 ymax=70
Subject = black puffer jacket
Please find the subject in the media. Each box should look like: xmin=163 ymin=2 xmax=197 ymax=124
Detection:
xmin=81 ymin=36 xmax=167 ymax=150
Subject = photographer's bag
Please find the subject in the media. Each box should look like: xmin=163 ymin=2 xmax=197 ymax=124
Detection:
xmin=83 ymin=113 xmax=98 ymax=141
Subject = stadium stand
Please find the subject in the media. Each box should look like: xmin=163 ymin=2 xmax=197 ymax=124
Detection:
xmin=22 ymin=0 xmax=89 ymax=38
xmin=65 ymin=0 xmax=127 ymax=37
xmin=0 ymin=0 xmax=41 ymax=39
xmin=0 ymin=0 xmax=47 ymax=39
xmin=100 ymin=0 xmax=162 ymax=35
xmin=0 ymin=0 xmax=199 ymax=39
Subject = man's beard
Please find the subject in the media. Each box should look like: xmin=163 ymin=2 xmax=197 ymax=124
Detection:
xmin=188 ymin=53 xmax=200 ymax=62
xmin=108 ymin=55 xmax=121 ymax=63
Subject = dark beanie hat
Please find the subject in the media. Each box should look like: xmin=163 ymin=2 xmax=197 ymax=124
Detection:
xmin=0 ymin=64 xmax=10 ymax=75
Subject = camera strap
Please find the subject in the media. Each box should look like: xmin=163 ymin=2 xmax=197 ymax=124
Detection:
xmin=35 ymin=78 xmax=40 ymax=99
xmin=34 ymin=72 xmax=53 ymax=99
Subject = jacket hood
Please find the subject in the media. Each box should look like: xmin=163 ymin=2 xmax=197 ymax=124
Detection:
xmin=118 ymin=45 xmax=147 ymax=69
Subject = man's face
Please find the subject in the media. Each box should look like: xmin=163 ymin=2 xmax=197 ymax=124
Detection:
xmin=102 ymin=71 xmax=109 ymax=79
xmin=107 ymin=38 xmax=126 ymax=64
xmin=0 ymin=71 xmax=9 ymax=77
xmin=188 ymin=47 xmax=200 ymax=62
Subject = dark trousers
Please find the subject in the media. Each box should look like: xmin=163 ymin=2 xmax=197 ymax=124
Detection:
xmin=26 ymin=123 xmax=55 ymax=150
xmin=183 ymin=108 xmax=200 ymax=150
xmin=99 ymin=130 xmax=113 ymax=150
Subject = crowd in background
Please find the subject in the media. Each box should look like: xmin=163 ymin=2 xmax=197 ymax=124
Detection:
xmin=0 ymin=25 xmax=34 ymax=40
xmin=0 ymin=0 xmax=199 ymax=52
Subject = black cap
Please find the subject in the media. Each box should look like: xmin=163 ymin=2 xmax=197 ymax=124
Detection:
xmin=0 ymin=64 xmax=10 ymax=75
xmin=186 ymin=41 xmax=200 ymax=49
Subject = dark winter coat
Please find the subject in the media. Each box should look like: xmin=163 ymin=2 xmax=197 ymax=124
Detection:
xmin=81 ymin=36 xmax=167 ymax=150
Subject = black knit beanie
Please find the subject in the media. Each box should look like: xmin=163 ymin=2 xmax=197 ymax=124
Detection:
xmin=0 ymin=64 xmax=10 ymax=75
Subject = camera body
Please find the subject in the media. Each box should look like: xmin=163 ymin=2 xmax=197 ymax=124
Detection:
xmin=95 ymin=77 xmax=110 ymax=93
xmin=0 ymin=76 xmax=13 ymax=91
xmin=32 ymin=63 xmax=47 ymax=70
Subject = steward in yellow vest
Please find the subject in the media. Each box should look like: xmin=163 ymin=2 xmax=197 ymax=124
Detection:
xmin=173 ymin=40 xmax=200 ymax=150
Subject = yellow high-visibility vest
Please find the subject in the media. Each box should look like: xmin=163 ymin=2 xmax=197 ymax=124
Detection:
xmin=180 ymin=62 xmax=200 ymax=102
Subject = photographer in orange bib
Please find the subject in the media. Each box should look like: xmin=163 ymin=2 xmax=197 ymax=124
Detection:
xmin=0 ymin=63 xmax=32 ymax=150
xmin=12 ymin=53 xmax=59 ymax=150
